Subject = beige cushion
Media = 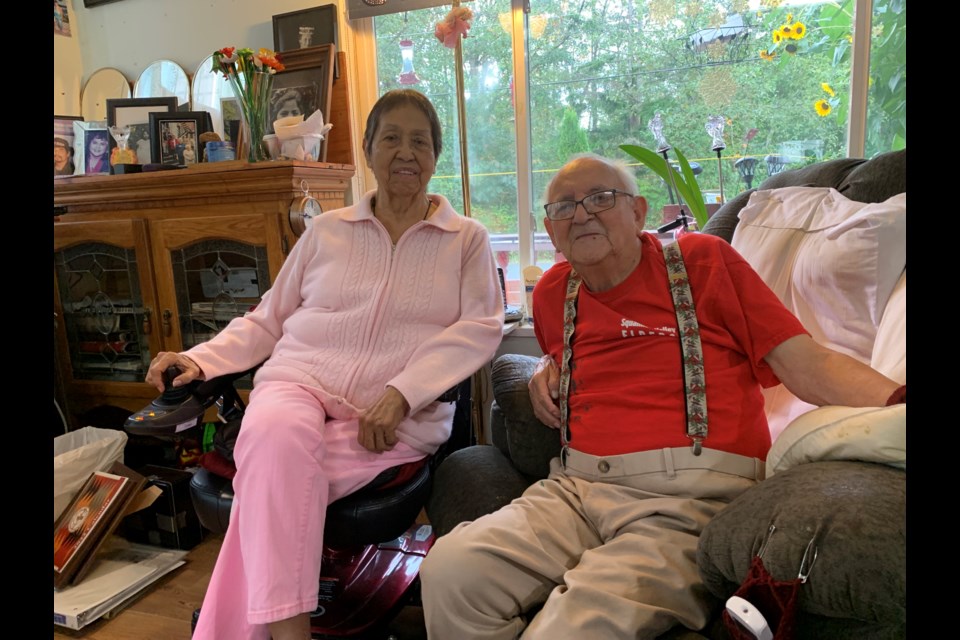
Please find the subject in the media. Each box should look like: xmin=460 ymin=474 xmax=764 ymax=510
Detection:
xmin=767 ymin=404 xmax=906 ymax=476
xmin=731 ymin=187 xmax=907 ymax=440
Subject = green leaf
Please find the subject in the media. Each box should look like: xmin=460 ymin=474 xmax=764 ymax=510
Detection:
xmin=673 ymin=149 xmax=708 ymax=229
xmin=620 ymin=144 xmax=706 ymax=228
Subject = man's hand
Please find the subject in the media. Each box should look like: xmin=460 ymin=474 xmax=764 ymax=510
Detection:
xmin=358 ymin=386 xmax=409 ymax=453
xmin=529 ymin=354 xmax=561 ymax=429
xmin=145 ymin=352 xmax=203 ymax=394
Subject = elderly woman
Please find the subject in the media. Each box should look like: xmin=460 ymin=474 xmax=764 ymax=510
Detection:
xmin=146 ymin=88 xmax=504 ymax=640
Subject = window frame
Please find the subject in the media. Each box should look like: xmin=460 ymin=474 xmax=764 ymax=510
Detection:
xmin=350 ymin=0 xmax=884 ymax=280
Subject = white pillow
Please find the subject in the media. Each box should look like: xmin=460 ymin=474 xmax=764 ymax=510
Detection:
xmin=870 ymin=269 xmax=906 ymax=383
xmin=731 ymin=187 xmax=906 ymax=440
xmin=766 ymin=404 xmax=906 ymax=476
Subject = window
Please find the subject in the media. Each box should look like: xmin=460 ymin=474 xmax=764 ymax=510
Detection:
xmin=366 ymin=0 xmax=905 ymax=306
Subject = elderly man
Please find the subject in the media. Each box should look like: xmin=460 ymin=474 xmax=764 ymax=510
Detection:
xmin=419 ymin=153 xmax=904 ymax=639
xmin=54 ymin=137 xmax=74 ymax=176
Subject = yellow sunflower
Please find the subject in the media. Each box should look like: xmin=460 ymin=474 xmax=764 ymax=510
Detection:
xmin=780 ymin=24 xmax=793 ymax=38
xmin=760 ymin=49 xmax=776 ymax=61
xmin=792 ymin=22 xmax=806 ymax=39
xmin=815 ymin=99 xmax=832 ymax=117
xmin=772 ymin=30 xmax=783 ymax=44
xmin=821 ymin=82 xmax=835 ymax=97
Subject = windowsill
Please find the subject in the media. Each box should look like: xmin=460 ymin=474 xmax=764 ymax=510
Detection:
xmin=503 ymin=321 xmax=536 ymax=338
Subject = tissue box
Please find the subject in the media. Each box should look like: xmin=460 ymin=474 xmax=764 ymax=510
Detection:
xmin=121 ymin=465 xmax=203 ymax=550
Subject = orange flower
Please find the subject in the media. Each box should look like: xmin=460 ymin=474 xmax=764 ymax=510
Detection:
xmin=759 ymin=49 xmax=776 ymax=61
xmin=257 ymin=48 xmax=285 ymax=72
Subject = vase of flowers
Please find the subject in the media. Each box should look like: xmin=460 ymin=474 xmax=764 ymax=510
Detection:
xmin=211 ymin=47 xmax=285 ymax=163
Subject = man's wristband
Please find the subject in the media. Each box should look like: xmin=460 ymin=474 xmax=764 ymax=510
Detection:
xmin=885 ymin=384 xmax=906 ymax=406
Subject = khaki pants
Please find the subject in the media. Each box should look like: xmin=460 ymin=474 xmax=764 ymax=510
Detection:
xmin=421 ymin=447 xmax=762 ymax=640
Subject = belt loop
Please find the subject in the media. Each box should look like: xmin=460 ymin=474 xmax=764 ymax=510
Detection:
xmin=663 ymin=448 xmax=677 ymax=479
xmin=755 ymin=458 xmax=765 ymax=481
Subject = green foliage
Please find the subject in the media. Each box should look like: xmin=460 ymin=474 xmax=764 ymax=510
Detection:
xmin=619 ymin=144 xmax=708 ymax=229
xmin=369 ymin=0 xmax=905 ymax=234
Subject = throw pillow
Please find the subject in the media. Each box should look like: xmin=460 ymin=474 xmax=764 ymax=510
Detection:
xmin=765 ymin=404 xmax=906 ymax=476
xmin=730 ymin=187 xmax=906 ymax=440
xmin=870 ymin=269 xmax=906 ymax=383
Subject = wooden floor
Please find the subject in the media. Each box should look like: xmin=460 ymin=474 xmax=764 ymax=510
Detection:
xmin=54 ymin=533 xmax=221 ymax=640
xmin=53 ymin=532 xmax=430 ymax=640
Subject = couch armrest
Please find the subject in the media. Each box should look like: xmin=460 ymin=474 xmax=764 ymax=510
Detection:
xmin=425 ymin=445 xmax=532 ymax=536
xmin=697 ymin=461 xmax=905 ymax=637
xmin=491 ymin=354 xmax=562 ymax=479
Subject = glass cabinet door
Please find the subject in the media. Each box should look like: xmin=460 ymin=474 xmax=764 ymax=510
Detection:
xmin=53 ymin=220 xmax=158 ymax=383
xmin=151 ymin=213 xmax=284 ymax=388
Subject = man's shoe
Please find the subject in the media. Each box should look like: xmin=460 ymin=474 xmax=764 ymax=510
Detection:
xmin=191 ymin=608 xmax=200 ymax=635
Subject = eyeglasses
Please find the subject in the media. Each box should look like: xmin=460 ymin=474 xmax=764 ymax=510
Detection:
xmin=543 ymin=189 xmax=633 ymax=221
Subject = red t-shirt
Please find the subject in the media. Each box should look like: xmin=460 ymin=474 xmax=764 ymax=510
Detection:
xmin=533 ymin=232 xmax=807 ymax=460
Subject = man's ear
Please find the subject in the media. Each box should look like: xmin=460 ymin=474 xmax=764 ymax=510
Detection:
xmin=544 ymin=216 xmax=557 ymax=246
xmin=633 ymin=195 xmax=649 ymax=230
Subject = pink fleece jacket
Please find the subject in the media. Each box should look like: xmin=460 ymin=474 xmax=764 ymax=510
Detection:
xmin=184 ymin=191 xmax=504 ymax=453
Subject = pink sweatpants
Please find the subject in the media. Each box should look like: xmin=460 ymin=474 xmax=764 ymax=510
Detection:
xmin=192 ymin=381 xmax=427 ymax=639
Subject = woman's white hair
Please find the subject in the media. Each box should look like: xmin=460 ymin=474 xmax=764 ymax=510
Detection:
xmin=543 ymin=153 xmax=638 ymax=203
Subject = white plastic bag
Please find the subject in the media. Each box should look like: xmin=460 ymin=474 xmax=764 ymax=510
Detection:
xmin=54 ymin=427 xmax=128 ymax=523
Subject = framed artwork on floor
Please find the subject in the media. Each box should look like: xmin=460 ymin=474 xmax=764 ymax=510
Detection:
xmin=268 ymin=44 xmax=336 ymax=161
xmin=106 ymin=97 xmax=179 ymax=162
xmin=73 ymin=121 xmax=111 ymax=175
xmin=148 ymin=111 xmax=212 ymax=166
xmin=54 ymin=115 xmax=82 ymax=178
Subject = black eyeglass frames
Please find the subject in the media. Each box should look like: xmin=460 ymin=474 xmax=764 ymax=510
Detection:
xmin=543 ymin=189 xmax=634 ymax=220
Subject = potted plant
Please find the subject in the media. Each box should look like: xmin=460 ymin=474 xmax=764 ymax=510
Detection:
xmin=619 ymin=144 xmax=710 ymax=230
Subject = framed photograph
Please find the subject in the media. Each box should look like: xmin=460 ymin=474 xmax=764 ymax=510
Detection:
xmin=273 ymin=5 xmax=337 ymax=51
xmin=55 ymin=115 xmax=82 ymax=178
xmin=269 ymin=44 xmax=336 ymax=162
xmin=272 ymin=4 xmax=339 ymax=77
xmin=106 ymin=97 xmax=179 ymax=162
xmin=83 ymin=0 xmax=127 ymax=7
xmin=148 ymin=111 xmax=212 ymax=166
xmin=72 ymin=121 xmax=111 ymax=175
xmin=221 ymin=97 xmax=242 ymax=144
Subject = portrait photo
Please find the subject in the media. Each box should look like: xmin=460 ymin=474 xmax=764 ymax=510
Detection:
xmin=130 ymin=123 xmax=152 ymax=165
xmin=268 ymin=82 xmax=320 ymax=133
xmin=72 ymin=121 xmax=111 ymax=175
xmin=54 ymin=115 xmax=81 ymax=178
xmin=268 ymin=45 xmax=334 ymax=160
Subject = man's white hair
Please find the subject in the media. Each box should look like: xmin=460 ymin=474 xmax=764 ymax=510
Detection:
xmin=544 ymin=153 xmax=638 ymax=203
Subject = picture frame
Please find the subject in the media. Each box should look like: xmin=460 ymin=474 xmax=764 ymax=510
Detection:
xmin=72 ymin=120 xmax=111 ymax=176
xmin=148 ymin=111 xmax=212 ymax=166
xmin=54 ymin=115 xmax=82 ymax=178
xmin=83 ymin=0 xmax=127 ymax=8
xmin=272 ymin=4 xmax=339 ymax=78
xmin=269 ymin=44 xmax=336 ymax=162
xmin=106 ymin=97 xmax=179 ymax=162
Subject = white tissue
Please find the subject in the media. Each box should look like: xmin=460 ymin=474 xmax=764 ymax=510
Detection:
xmin=272 ymin=110 xmax=334 ymax=161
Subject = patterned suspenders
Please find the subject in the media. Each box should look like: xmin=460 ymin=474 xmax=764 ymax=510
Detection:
xmin=558 ymin=240 xmax=708 ymax=457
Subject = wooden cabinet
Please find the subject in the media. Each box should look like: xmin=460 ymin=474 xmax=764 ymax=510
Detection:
xmin=54 ymin=161 xmax=355 ymax=429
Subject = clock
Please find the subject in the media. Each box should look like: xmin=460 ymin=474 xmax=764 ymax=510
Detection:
xmin=289 ymin=179 xmax=322 ymax=237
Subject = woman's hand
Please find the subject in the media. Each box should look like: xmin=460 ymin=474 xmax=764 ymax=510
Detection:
xmin=358 ymin=386 xmax=410 ymax=453
xmin=529 ymin=354 xmax=561 ymax=429
xmin=145 ymin=352 xmax=203 ymax=394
